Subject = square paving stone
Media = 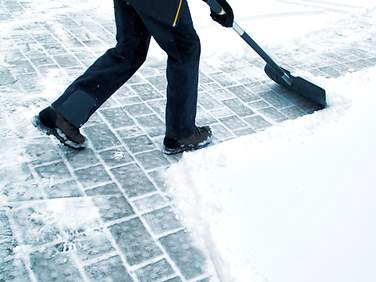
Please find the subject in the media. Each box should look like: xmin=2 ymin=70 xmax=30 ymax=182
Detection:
xmin=280 ymin=106 xmax=306 ymax=119
xmin=196 ymin=108 xmax=218 ymax=125
xmin=109 ymin=218 xmax=162 ymax=266
xmin=209 ymin=107 xmax=234 ymax=119
xmin=233 ymin=127 xmax=256 ymax=137
xmin=248 ymin=100 xmax=270 ymax=110
xmin=244 ymin=115 xmax=272 ymax=130
xmin=111 ymin=164 xmax=156 ymax=198
xmin=99 ymin=147 xmax=134 ymax=168
xmin=148 ymin=169 xmax=168 ymax=192
xmin=258 ymin=107 xmax=287 ymax=122
xmin=210 ymin=123 xmax=233 ymax=140
xmin=85 ymin=256 xmax=133 ymax=282
xmin=74 ymin=165 xmax=112 ymax=188
xmin=210 ymin=72 xmax=236 ymax=87
xmin=136 ymin=115 xmax=165 ymax=137
xmin=147 ymin=99 xmax=166 ymax=119
xmin=83 ymin=124 xmax=121 ymax=151
xmin=76 ymin=231 xmax=115 ymax=261
xmin=220 ymin=115 xmax=248 ymax=132
xmin=147 ymin=75 xmax=167 ymax=91
xmin=208 ymin=88 xmax=236 ymax=101
xmin=12 ymin=206 xmax=61 ymax=245
xmin=223 ymin=98 xmax=254 ymax=117
xmin=227 ymin=85 xmax=259 ymax=103
xmin=101 ymin=107 xmax=135 ymax=129
xmin=85 ymin=183 xmax=122 ymax=196
xmin=124 ymin=103 xmax=153 ymax=117
xmin=135 ymin=150 xmax=170 ymax=171
xmin=26 ymin=142 xmax=61 ymax=166
xmin=122 ymin=135 xmax=156 ymax=154
xmin=63 ymin=148 xmax=99 ymax=170
xmin=0 ymin=258 xmax=31 ymax=282
xmin=198 ymin=93 xmax=222 ymax=110
xmin=159 ymin=231 xmax=206 ymax=280
xmin=258 ymin=90 xmax=293 ymax=109
xmin=1 ymin=181 xmax=43 ymax=202
xmin=35 ymin=161 xmax=72 ymax=183
xmin=117 ymin=125 xmax=146 ymax=139
xmin=132 ymin=194 xmax=168 ymax=214
xmin=44 ymin=180 xmax=83 ymax=199
xmin=30 ymin=249 xmax=84 ymax=282
xmin=131 ymin=83 xmax=162 ymax=101
xmin=93 ymin=195 xmax=134 ymax=222
xmin=143 ymin=207 xmax=182 ymax=236
xmin=135 ymin=259 xmax=175 ymax=282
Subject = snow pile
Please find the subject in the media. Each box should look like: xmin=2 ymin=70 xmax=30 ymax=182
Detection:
xmin=166 ymin=66 xmax=376 ymax=282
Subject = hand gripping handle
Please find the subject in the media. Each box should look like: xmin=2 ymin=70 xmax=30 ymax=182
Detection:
xmin=206 ymin=0 xmax=226 ymax=15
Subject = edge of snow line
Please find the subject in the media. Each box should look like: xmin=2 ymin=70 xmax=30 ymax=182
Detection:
xmin=164 ymin=65 xmax=376 ymax=281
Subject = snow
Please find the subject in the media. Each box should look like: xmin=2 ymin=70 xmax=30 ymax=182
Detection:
xmin=166 ymin=62 xmax=376 ymax=281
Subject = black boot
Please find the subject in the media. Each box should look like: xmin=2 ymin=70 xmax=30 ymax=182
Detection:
xmin=33 ymin=107 xmax=87 ymax=149
xmin=163 ymin=126 xmax=212 ymax=155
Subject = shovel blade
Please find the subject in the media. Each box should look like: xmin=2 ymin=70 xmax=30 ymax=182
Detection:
xmin=264 ymin=64 xmax=327 ymax=107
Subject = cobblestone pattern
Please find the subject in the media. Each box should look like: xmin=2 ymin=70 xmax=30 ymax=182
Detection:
xmin=1 ymin=0 xmax=376 ymax=281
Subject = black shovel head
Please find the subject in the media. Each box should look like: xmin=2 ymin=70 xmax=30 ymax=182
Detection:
xmin=264 ymin=64 xmax=327 ymax=107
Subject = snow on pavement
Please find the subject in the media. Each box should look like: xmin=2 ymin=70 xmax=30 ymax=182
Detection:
xmin=166 ymin=59 xmax=376 ymax=282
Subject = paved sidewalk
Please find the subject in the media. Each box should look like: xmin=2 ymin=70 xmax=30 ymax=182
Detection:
xmin=1 ymin=1 xmax=376 ymax=282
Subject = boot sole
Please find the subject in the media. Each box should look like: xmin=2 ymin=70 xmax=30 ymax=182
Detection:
xmin=32 ymin=115 xmax=86 ymax=150
xmin=163 ymin=136 xmax=213 ymax=155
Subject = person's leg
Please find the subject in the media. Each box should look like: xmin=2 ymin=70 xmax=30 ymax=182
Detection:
xmin=51 ymin=0 xmax=151 ymax=128
xmin=129 ymin=0 xmax=201 ymax=139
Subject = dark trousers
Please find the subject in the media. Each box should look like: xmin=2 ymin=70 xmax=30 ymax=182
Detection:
xmin=53 ymin=0 xmax=201 ymax=138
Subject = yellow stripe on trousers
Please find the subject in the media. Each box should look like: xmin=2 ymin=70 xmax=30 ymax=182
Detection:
xmin=172 ymin=0 xmax=183 ymax=27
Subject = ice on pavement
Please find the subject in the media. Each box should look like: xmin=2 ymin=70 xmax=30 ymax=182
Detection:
xmin=166 ymin=63 xmax=376 ymax=281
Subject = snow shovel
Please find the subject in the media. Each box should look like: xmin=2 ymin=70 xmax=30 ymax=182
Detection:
xmin=206 ymin=0 xmax=327 ymax=107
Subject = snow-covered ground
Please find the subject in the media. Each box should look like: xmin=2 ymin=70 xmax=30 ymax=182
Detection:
xmin=165 ymin=3 xmax=376 ymax=282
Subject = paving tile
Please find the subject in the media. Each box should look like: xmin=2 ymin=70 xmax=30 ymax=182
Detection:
xmin=83 ymin=124 xmax=122 ymax=151
xmin=135 ymin=150 xmax=170 ymax=171
xmin=85 ymin=256 xmax=133 ymax=282
xmin=0 ymin=258 xmax=31 ymax=282
xmin=131 ymin=83 xmax=162 ymax=101
xmin=280 ymin=106 xmax=306 ymax=119
xmin=223 ymin=98 xmax=254 ymax=117
xmin=132 ymin=194 xmax=168 ymax=214
xmin=258 ymin=107 xmax=287 ymax=122
xmin=136 ymin=115 xmax=165 ymax=137
xmin=219 ymin=115 xmax=248 ymax=130
xmin=101 ymin=107 xmax=135 ymax=129
xmin=258 ymin=90 xmax=293 ymax=109
xmin=93 ymin=195 xmax=134 ymax=222
xmin=111 ymin=164 xmax=156 ymax=198
xmin=135 ymin=259 xmax=175 ymax=282
xmin=76 ymin=231 xmax=114 ymax=261
xmin=227 ymin=85 xmax=259 ymax=103
xmin=63 ymin=148 xmax=99 ymax=170
xmin=109 ymin=218 xmax=162 ymax=266
xmin=85 ymin=183 xmax=122 ymax=196
xmin=209 ymin=107 xmax=234 ymax=119
xmin=124 ymin=103 xmax=153 ymax=117
xmin=99 ymin=147 xmax=134 ymax=168
xmin=148 ymin=170 xmax=168 ymax=192
xmin=248 ymin=100 xmax=270 ymax=110
xmin=244 ymin=115 xmax=272 ymax=130
xmin=143 ymin=207 xmax=182 ymax=236
xmin=30 ymin=249 xmax=84 ymax=282
xmin=74 ymin=164 xmax=112 ymax=188
xmin=26 ymin=142 xmax=61 ymax=166
xmin=233 ymin=127 xmax=256 ymax=137
xmin=198 ymin=93 xmax=223 ymax=110
xmin=160 ymin=231 xmax=206 ymax=280
xmin=35 ymin=161 xmax=72 ymax=183
xmin=147 ymin=99 xmax=166 ymax=119
xmin=117 ymin=125 xmax=146 ymax=139
xmin=147 ymin=75 xmax=167 ymax=91
xmin=211 ymin=123 xmax=233 ymax=140
xmin=44 ymin=180 xmax=83 ymax=199
xmin=196 ymin=107 xmax=218 ymax=125
xmin=122 ymin=135 xmax=156 ymax=154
